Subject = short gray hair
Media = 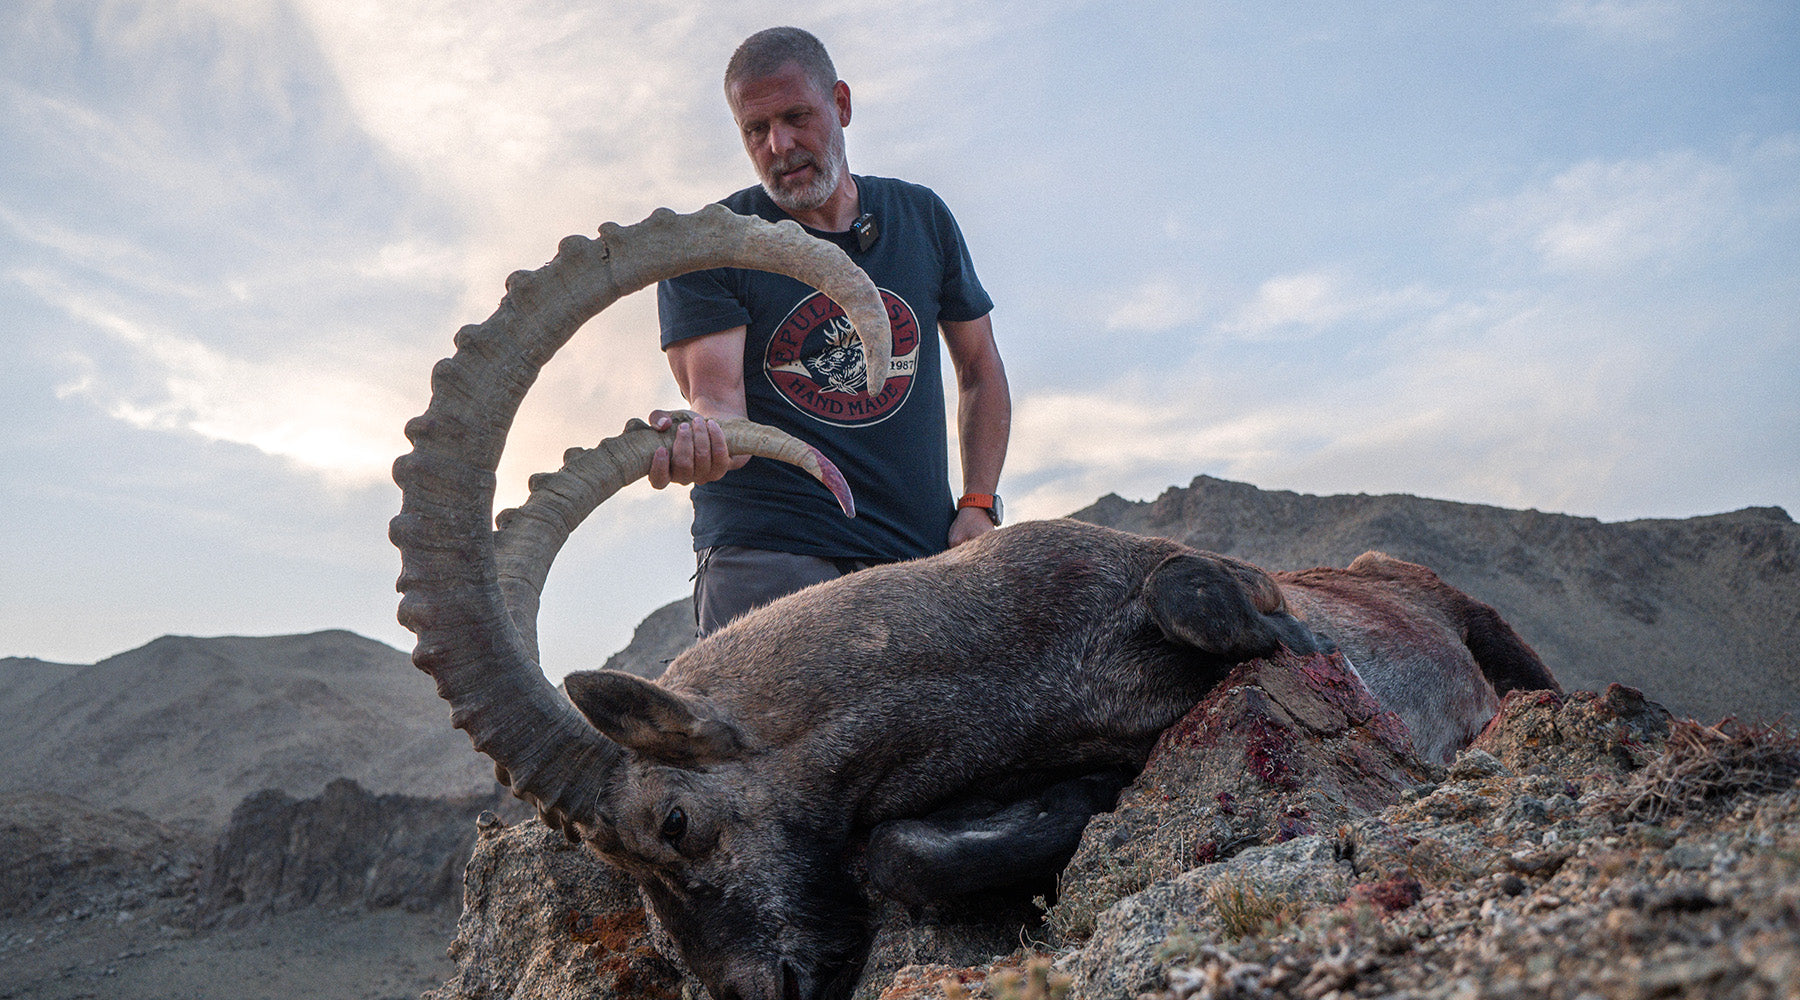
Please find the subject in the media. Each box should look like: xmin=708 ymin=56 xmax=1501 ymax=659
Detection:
xmin=725 ymin=27 xmax=838 ymax=99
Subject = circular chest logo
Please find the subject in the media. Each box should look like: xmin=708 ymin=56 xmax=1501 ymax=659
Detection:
xmin=764 ymin=289 xmax=921 ymax=426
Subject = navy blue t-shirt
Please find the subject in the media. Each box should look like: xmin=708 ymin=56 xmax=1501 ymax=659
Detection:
xmin=658 ymin=175 xmax=992 ymax=561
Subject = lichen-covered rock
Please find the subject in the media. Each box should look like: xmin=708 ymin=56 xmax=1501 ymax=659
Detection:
xmin=1047 ymin=649 xmax=1431 ymax=943
xmin=1066 ymin=835 xmax=1351 ymax=1000
xmin=875 ymin=954 xmax=1080 ymax=1000
xmin=854 ymin=895 xmax=1038 ymax=1000
xmin=875 ymin=962 xmax=987 ymax=1000
xmin=1044 ymin=680 xmax=1800 ymax=1000
xmin=1471 ymin=682 xmax=1672 ymax=780
xmin=425 ymin=817 xmax=683 ymax=1000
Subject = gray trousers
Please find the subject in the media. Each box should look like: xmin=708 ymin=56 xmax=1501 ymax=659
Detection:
xmin=694 ymin=545 xmax=882 ymax=637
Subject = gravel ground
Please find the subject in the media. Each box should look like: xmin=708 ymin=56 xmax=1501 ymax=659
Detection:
xmin=0 ymin=900 xmax=456 ymax=1000
xmin=1111 ymin=720 xmax=1800 ymax=1000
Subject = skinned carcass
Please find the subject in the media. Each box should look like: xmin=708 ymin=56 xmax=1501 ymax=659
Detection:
xmin=391 ymin=207 xmax=1559 ymax=1000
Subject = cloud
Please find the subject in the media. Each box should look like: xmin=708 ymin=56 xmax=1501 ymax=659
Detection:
xmin=1005 ymin=376 xmax=1317 ymax=521
xmin=1084 ymin=267 xmax=1440 ymax=350
xmin=1548 ymin=0 xmax=1689 ymax=43
xmin=17 ymin=270 xmax=418 ymax=486
xmin=281 ymin=0 xmax=1036 ymax=321
xmin=0 ymin=200 xmax=207 ymax=302
xmin=288 ymin=1 xmax=938 ymax=232
xmin=4 ymin=2 xmax=390 ymax=229
xmin=357 ymin=239 xmax=461 ymax=282
xmin=265 ymin=0 xmax=1067 ymax=507
xmin=1004 ymin=245 xmax=1794 ymax=526
xmin=1476 ymin=147 xmax=1777 ymax=275
xmin=1229 ymin=271 xmax=1347 ymax=333
xmin=1099 ymin=274 xmax=1205 ymax=332
xmin=1214 ymin=269 xmax=1440 ymax=342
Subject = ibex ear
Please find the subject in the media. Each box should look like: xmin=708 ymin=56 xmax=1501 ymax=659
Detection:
xmin=1146 ymin=553 xmax=1329 ymax=661
xmin=563 ymin=670 xmax=745 ymax=767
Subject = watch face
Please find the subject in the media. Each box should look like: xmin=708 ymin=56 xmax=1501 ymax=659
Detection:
xmin=989 ymin=495 xmax=1004 ymax=526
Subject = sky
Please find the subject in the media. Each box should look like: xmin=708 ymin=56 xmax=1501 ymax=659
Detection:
xmin=3 ymin=0 xmax=1796 ymax=677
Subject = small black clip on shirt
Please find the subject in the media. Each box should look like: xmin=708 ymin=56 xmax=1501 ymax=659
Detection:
xmin=851 ymin=213 xmax=880 ymax=253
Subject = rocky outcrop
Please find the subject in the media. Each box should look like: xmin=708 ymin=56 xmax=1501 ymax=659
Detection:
xmin=1065 ymin=834 xmax=1353 ymax=1000
xmin=424 ymin=808 xmax=1037 ymax=1000
xmin=1047 ymin=649 xmax=1431 ymax=944
xmin=424 ymin=818 xmax=681 ymax=1000
xmin=600 ymin=598 xmax=695 ymax=680
xmin=853 ymin=895 xmax=1042 ymax=1000
xmin=1470 ymin=682 xmax=1674 ymax=781
xmin=0 ymin=791 xmax=201 ymax=921
xmin=196 ymin=778 xmax=516 ymax=926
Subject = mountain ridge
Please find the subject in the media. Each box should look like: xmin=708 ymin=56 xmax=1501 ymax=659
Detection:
xmin=0 ymin=629 xmax=494 ymax=833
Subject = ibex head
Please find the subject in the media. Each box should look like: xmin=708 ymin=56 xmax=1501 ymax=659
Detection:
xmin=561 ymin=667 xmax=871 ymax=999
xmin=390 ymin=205 xmax=891 ymax=1000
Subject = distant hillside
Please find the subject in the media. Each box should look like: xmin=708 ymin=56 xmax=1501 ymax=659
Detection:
xmin=0 ymin=656 xmax=85 ymax=703
xmin=600 ymin=599 xmax=697 ymax=679
xmin=0 ymin=790 xmax=200 ymax=920
xmin=0 ymin=630 xmax=495 ymax=832
xmin=1072 ymin=476 xmax=1800 ymax=724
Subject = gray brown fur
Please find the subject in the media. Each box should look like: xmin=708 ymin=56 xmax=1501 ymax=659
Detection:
xmin=558 ymin=518 xmax=1558 ymax=1000
xmin=1276 ymin=551 xmax=1560 ymax=762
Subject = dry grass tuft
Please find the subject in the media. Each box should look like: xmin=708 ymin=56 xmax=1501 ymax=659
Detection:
xmin=1618 ymin=718 xmax=1800 ymax=823
xmin=941 ymin=956 xmax=1070 ymax=1000
xmin=1207 ymin=875 xmax=1305 ymax=940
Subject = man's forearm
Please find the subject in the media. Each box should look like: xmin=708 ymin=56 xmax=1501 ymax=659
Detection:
xmin=650 ymin=327 xmax=752 ymax=488
xmin=942 ymin=315 xmax=1011 ymax=496
xmin=685 ymin=391 xmax=748 ymax=420
xmin=957 ymin=376 xmax=1010 ymax=495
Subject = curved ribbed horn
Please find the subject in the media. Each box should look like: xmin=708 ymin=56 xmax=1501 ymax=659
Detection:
xmin=495 ymin=414 xmax=855 ymax=662
xmin=390 ymin=205 xmax=890 ymax=835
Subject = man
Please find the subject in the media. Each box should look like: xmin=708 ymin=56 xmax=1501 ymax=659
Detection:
xmin=651 ymin=26 xmax=1011 ymax=635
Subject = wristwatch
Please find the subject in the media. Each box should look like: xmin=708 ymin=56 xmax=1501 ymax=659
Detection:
xmin=957 ymin=492 xmax=1004 ymax=527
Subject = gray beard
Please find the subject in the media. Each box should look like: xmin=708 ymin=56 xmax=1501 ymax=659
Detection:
xmin=761 ymin=129 xmax=846 ymax=215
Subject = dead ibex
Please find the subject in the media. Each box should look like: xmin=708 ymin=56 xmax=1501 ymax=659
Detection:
xmin=391 ymin=206 xmax=1559 ymax=1000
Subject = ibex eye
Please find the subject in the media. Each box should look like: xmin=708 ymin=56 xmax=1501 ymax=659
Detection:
xmin=661 ymin=807 xmax=688 ymax=844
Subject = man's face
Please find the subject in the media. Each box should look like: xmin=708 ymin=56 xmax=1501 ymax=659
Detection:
xmin=728 ymin=62 xmax=850 ymax=215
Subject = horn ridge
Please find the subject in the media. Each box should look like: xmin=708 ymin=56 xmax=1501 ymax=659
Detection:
xmin=493 ymin=417 xmax=858 ymax=662
xmin=392 ymin=206 xmax=886 ymax=829
xmin=599 ymin=204 xmax=891 ymax=393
